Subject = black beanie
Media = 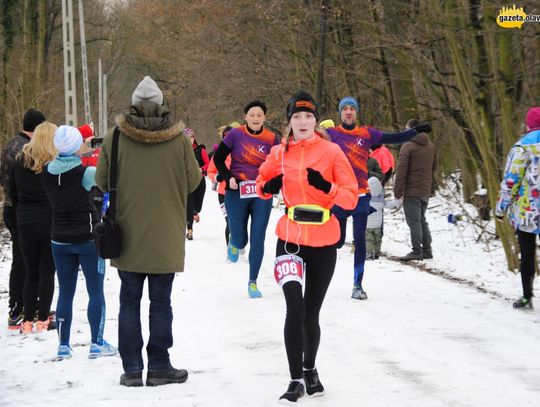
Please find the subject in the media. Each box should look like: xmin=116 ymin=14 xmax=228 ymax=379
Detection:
xmin=244 ymin=100 xmax=267 ymax=114
xmin=286 ymin=91 xmax=319 ymax=122
xmin=23 ymin=108 xmax=46 ymax=132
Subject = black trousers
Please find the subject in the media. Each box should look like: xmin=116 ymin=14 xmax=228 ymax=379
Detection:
xmin=517 ymin=229 xmax=537 ymax=299
xmin=186 ymin=178 xmax=206 ymax=230
xmin=218 ymin=193 xmax=230 ymax=245
xmin=18 ymin=222 xmax=55 ymax=321
xmin=3 ymin=206 xmax=25 ymax=311
xmin=276 ymin=239 xmax=336 ymax=380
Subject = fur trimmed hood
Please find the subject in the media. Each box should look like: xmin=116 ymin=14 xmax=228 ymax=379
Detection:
xmin=115 ymin=101 xmax=185 ymax=144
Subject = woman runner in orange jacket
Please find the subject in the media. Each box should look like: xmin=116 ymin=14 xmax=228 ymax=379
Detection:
xmin=256 ymin=91 xmax=357 ymax=403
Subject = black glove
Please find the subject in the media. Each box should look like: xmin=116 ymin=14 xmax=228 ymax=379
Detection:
xmin=307 ymin=168 xmax=332 ymax=194
xmin=263 ymin=174 xmax=283 ymax=194
xmin=216 ymin=173 xmax=224 ymax=182
xmin=413 ymin=122 xmax=432 ymax=134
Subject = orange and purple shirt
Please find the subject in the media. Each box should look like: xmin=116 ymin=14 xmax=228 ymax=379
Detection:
xmin=327 ymin=126 xmax=383 ymax=194
xmin=328 ymin=125 xmax=416 ymax=195
xmin=222 ymin=125 xmax=279 ymax=181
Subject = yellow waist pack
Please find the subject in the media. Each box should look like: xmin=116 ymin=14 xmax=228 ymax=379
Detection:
xmin=287 ymin=204 xmax=331 ymax=225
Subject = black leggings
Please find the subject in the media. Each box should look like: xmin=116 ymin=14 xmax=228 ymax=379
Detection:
xmin=276 ymin=239 xmax=337 ymax=380
xmin=517 ymin=229 xmax=536 ymax=299
xmin=3 ymin=206 xmax=25 ymax=310
xmin=187 ymin=178 xmax=206 ymax=230
xmin=18 ymin=222 xmax=55 ymax=321
xmin=218 ymin=193 xmax=230 ymax=245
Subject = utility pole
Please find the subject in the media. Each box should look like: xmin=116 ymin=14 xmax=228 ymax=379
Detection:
xmin=61 ymin=0 xmax=77 ymax=126
xmin=98 ymin=59 xmax=102 ymax=137
xmin=78 ymin=0 xmax=91 ymax=125
xmin=102 ymin=73 xmax=108 ymax=138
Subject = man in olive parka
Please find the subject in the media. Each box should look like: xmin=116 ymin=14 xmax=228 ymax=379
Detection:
xmin=96 ymin=76 xmax=201 ymax=387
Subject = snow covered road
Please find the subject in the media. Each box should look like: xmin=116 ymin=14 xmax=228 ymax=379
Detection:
xmin=1 ymin=184 xmax=539 ymax=407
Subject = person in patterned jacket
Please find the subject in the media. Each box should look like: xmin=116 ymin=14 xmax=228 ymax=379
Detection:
xmin=496 ymin=106 xmax=540 ymax=310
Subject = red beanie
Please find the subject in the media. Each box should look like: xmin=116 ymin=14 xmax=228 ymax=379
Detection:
xmin=525 ymin=107 xmax=540 ymax=131
xmin=78 ymin=124 xmax=94 ymax=140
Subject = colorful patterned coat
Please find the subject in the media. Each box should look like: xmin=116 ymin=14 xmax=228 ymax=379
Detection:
xmin=496 ymin=129 xmax=540 ymax=234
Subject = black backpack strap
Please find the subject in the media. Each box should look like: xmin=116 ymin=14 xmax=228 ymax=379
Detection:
xmin=108 ymin=128 xmax=120 ymax=222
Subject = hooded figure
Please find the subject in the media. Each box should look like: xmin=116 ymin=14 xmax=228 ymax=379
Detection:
xmin=95 ymin=76 xmax=201 ymax=386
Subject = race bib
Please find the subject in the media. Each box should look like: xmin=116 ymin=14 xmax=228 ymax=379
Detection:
xmin=239 ymin=180 xmax=258 ymax=199
xmin=274 ymin=254 xmax=304 ymax=287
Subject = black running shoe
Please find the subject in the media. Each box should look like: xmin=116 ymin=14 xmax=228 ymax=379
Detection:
xmin=146 ymin=367 xmax=188 ymax=386
xmin=279 ymin=381 xmax=305 ymax=403
xmin=8 ymin=306 xmax=24 ymax=330
xmin=120 ymin=372 xmax=143 ymax=387
xmin=303 ymin=368 xmax=325 ymax=396
xmin=513 ymin=297 xmax=533 ymax=309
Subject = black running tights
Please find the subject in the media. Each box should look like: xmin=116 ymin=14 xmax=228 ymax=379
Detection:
xmin=276 ymin=239 xmax=336 ymax=380
xmin=517 ymin=229 xmax=536 ymax=299
xmin=218 ymin=193 xmax=230 ymax=246
xmin=18 ymin=222 xmax=55 ymax=322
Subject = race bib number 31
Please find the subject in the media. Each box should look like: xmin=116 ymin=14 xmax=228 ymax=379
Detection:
xmin=239 ymin=180 xmax=258 ymax=199
xmin=274 ymin=254 xmax=304 ymax=287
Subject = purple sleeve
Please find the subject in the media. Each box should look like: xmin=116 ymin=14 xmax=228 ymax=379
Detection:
xmin=368 ymin=128 xmax=383 ymax=145
xmin=223 ymin=129 xmax=235 ymax=149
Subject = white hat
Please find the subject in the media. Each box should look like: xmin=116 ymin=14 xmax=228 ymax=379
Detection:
xmin=54 ymin=125 xmax=83 ymax=156
xmin=132 ymin=76 xmax=163 ymax=105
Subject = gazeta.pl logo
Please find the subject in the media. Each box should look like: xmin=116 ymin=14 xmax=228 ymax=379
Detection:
xmin=497 ymin=4 xmax=540 ymax=29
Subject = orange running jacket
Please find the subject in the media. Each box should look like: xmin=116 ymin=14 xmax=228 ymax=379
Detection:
xmin=256 ymin=134 xmax=357 ymax=247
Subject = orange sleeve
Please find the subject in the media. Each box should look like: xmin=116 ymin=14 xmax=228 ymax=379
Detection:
xmin=256 ymin=144 xmax=283 ymax=200
xmin=207 ymin=157 xmax=218 ymax=182
xmin=327 ymin=146 xmax=358 ymax=210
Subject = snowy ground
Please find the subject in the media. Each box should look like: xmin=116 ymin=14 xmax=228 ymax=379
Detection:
xmin=0 ymin=179 xmax=539 ymax=407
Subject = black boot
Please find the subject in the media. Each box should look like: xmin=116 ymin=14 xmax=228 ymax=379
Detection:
xmin=146 ymin=367 xmax=188 ymax=386
xmin=303 ymin=368 xmax=325 ymax=396
xmin=120 ymin=371 xmax=143 ymax=387
xmin=399 ymin=250 xmax=423 ymax=261
xmin=513 ymin=297 xmax=533 ymax=309
xmin=279 ymin=381 xmax=305 ymax=403
xmin=422 ymin=248 xmax=433 ymax=259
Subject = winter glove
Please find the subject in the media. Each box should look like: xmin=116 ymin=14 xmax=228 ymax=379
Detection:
xmin=413 ymin=122 xmax=432 ymax=134
xmin=307 ymin=168 xmax=332 ymax=194
xmin=369 ymin=206 xmax=377 ymax=215
xmin=216 ymin=173 xmax=224 ymax=182
xmin=263 ymin=174 xmax=284 ymax=195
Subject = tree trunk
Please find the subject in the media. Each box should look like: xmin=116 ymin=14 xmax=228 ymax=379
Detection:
xmin=315 ymin=0 xmax=329 ymax=113
xmin=442 ymin=0 xmax=518 ymax=270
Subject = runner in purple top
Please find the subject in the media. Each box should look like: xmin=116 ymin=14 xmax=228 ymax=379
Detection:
xmin=221 ymin=124 xmax=277 ymax=181
xmin=213 ymin=100 xmax=280 ymax=298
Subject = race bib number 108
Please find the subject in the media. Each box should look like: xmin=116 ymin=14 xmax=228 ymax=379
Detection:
xmin=239 ymin=180 xmax=258 ymax=199
xmin=274 ymin=254 xmax=304 ymax=287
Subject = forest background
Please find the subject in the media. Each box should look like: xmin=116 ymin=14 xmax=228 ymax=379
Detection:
xmin=1 ymin=0 xmax=539 ymax=269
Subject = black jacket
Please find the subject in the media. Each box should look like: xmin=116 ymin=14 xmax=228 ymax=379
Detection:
xmin=9 ymin=159 xmax=51 ymax=226
xmin=1 ymin=133 xmax=31 ymax=206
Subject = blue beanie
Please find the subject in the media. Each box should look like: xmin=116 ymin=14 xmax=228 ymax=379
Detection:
xmin=54 ymin=125 xmax=83 ymax=156
xmin=338 ymin=96 xmax=359 ymax=114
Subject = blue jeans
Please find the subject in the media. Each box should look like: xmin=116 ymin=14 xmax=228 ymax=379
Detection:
xmin=118 ymin=271 xmax=175 ymax=374
xmin=333 ymin=195 xmax=371 ymax=286
xmin=225 ymin=189 xmax=273 ymax=282
xmin=51 ymin=240 xmax=106 ymax=345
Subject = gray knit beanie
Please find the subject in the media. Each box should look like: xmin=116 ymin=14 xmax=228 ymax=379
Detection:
xmin=131 ymin=76 xmax=163 ymax=105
